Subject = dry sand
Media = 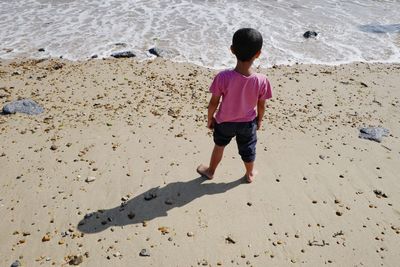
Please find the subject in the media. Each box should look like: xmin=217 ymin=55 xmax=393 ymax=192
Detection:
xmin=0 ymin=58 xmax=399 ymax=266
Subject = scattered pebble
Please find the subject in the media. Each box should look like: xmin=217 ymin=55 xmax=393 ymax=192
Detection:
xmin=225 ymin=236 xmax=236 ymax=244
xmin=85 ymin=176 xmax=96 ymax=183
xmin=42 ymin=234 xmax=51 ymax=242
xmin=187 ymin=231 xmax=194 ymax=237
xmin=68 ymin=255 xmax=83 ymax=265
xmin=373 ymin=189 xmax=388 ymax=198
xmin=139 ymin=248 xmax=150 ymax=257
xmin=50 ymin=144 xmax=58 ymax=151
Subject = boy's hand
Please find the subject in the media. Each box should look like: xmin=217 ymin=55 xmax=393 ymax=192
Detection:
xmin=207 ymin=118 xmax=215 ymax=130
xmin=257 ymin=119 xmax=262 ymax=130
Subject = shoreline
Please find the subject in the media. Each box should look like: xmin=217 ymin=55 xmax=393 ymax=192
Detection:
xmin=1 ymin=57 xmax=400 ymax=266
xmin=1 ymin=54 xmax=400 ymax=70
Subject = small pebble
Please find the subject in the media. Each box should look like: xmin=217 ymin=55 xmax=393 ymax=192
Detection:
xmin=139 ymin=248 xmax=150 ymax=257
xmin=85 ymin=176 xmax=96 ymax=183
xmin=50 ymin=145 xmax=58 ymax=151
xmin=42 ymin=234 xmax=51 ymax=242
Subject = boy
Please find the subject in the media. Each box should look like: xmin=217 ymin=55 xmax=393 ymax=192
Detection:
xmin=197 ymin=28 xmax=272 ymax=183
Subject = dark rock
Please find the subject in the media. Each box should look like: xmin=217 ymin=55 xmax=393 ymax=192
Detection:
xmin=149 ymin=47 xmax=163 ymax=57
xmin=303 ymin=31 xmax=318 ymax=39
xmin=3 ymin=99 xmax=44 ymax=115
xmin=359 ymin=127 xmax=389 ymax=143
xmin=38 ymin=48 xmax=45 ymax=52
xmin=52 ymin=63 xmax=63 ymax=70
xmin=11 ymin=260 xmax=21 ymax=267
xmin=164 ymin=198 xmax=174 ymax=205
xmin=68 ymin=255 xmax=83 ymax=265
xmin=115 ymin=43 xmax=127 ymax=47
xmin=373 ymin=189 xmax=388 ymax=198
xmin=91 ymin=54 xmax=98 ymax=59
xmin=225 ymin=236 xmax=236 ymax=244
xmin=144 ymin=189 xmax=157 ymax=201
xmin=139 ymin=248 xmax=150 ymax=257
xmin=111 ymin=51 xmax=135 ymax=58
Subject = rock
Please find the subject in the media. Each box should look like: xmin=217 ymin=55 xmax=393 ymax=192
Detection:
xmin=164 ymin=198 xmax=174 ymax=205
xmin=336 ymin=211 xmax=343 ymax=216
xmin=373 ymin=189 xmax=388 ymax=198
xmin=38 ymin=48 xmax=45 ymax=52
xmin=139 ymin=248 xmax=150 ymax=257
xmin=10 ymin=260 xmax=21 ymax=267
xmin=85 ymin=176 xmax=96 ymax=183
xmin=149 ymin=47 xmax=163 ymax=57
xmin=167 ymin=107 xmax=180 ymax=118
xmin=68 ymin=255 xmax=83 ymax=265
xmin=319 ymin=155 xmax=325 ymax=160
xmin=144 ymin=189 xmax=157 ymax=200
xmin=52 ymin=62 xmax=63 ymax=70
xmin=3 ymin=99 xmax=44 ymax=115
xmin=91 ymin=54 xmax=98 ymax=59
xmin=50 ymin=144 xmax=58 ymax=151
xmin=111 ymin=51 xmax=135 ymax=58
xmin=127 ymin=212 xmax=135 ymax=219
xmin=200 ymin=259 xmax=208 ymax=266
xmin=359 ymin=127 xmax=389 ymax=142
xmin=158 ymin=226 xmax=170 ymax=235
xmin=225 ymin=236 xmax=236 ymax=244
xmin=187 ymin=231 xmax=194 ymax=237
xmin=303 ymin=31 xmax=318 ymax=39
xmin=42 ymin=234 xmax=51 ymax=242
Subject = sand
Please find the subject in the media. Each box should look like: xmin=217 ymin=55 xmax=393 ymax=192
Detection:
xmin=0 ymin=58 xmax=399 ymax=266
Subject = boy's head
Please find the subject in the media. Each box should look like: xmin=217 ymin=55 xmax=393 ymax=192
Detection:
xmin=231 ymin=28 xmax=263 ymax=62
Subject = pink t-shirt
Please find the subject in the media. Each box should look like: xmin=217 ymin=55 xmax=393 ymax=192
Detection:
xmin=210 ymin=69 xmax=272 ymax=123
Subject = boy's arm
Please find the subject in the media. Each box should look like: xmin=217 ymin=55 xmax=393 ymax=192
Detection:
xmin=256 ymin=99 xmax=266 ymax=130
xmin=207 ymin=95 xmax=221 ymax=129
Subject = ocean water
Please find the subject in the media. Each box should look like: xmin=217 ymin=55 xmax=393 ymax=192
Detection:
xmin=0 ymin=0 xmax=399 ymax=68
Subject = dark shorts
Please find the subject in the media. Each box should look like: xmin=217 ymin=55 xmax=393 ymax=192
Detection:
xmin=213 ymin=119 xmax=257 ymax=162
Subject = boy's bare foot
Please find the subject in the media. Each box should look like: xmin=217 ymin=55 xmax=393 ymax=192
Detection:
xmin=245 ymin=170 xmax=258 ymax=183
xmin=196 ymin=164 xmax=214 ymax=180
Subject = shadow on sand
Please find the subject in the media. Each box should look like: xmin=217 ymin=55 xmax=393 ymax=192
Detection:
xmin=77 ymin=176 xmax=245 ymax=234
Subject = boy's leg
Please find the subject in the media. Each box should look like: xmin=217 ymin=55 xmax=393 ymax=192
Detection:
xmin=243 ymin=161 xmax=257 ymax=183
xmin=236 ymin=120 xmax=258 ymax=183
xmin=197 ymin=122 xmax=234 ymax=179
xmin=197 ymin=145 xmax=225 ymax=179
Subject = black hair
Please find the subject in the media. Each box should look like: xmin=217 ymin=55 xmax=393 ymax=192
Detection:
xmin=231 ymin=28 xmax=263 ymax=61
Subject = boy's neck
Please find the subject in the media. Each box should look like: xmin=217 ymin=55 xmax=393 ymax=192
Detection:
xmin=234 ymin=60 xmax=254 ymax=77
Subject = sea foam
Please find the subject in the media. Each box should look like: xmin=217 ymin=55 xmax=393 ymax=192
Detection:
xmin=0 ymin=0 xmax=399 ymax=68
